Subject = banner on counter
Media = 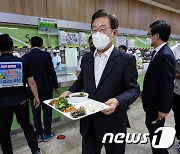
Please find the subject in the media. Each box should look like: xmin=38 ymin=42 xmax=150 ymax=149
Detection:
xmin=38 ymin=17 xmax=58 ymax=35
xmin=0 ymin=62 xmax=23 ymax=88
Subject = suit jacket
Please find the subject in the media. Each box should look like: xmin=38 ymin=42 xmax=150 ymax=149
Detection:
xmin=69 ymin=47 xmax=140 ymax=138
xmin=142 ymin=44 xmax=175 ymax=114
xmin=23 ymin=48 xmax=58 ymax=97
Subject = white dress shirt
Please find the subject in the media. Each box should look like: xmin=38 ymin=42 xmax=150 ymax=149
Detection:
xmin=77 ymin=56 xmax=82 ymax=71
xmin=94 ymin=45 xmax=114 ymax=87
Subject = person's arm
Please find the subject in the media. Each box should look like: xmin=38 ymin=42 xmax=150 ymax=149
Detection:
xmin=60 ymin=90 xmax=72 ymax=98
xmin=22 ymin=58 xmax=40 ymax=108
xmin=116 ymin=56 xmax=140 ymax=108
xmin=102 ymin=56 xmax=140 ymax=115
xmin=27 ymin=77 xmax=40 ymax=108
xmin=157 ymin=55 xmax=175 ymax=118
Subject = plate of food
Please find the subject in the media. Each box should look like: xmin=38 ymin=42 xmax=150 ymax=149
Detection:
xmin=43 ymin=97 xmax=108 ymax=120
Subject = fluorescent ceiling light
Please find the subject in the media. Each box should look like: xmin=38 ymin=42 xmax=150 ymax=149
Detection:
xmin=0 ymin=27 xmax=18 ymax=30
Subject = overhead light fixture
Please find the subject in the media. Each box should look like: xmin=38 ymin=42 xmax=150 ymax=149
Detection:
xmin=0 ymin=27 xmax=18 ymax=30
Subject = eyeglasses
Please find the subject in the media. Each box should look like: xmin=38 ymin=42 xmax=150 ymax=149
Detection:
xmin=91 ymin=27 xmax=111 ymax=34
xmin=147 ymin=33 xmax=152 ymax=36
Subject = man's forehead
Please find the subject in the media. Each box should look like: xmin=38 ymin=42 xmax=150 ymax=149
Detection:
xmin=92 ymin=17 xmax=110 ymax=27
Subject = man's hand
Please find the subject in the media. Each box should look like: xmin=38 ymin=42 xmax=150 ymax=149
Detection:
xmin=158 ymin=111 xmax=168 ymax=120
xmin=176 ymin=73 xmax=180 ymax=80
xmin=139 ymin=90 xmax=142 ymax=99
xmin=33 ymin=97 xmax=40 ymax=108
xmin=60 ymin=90 xmax=72 ymax=98
xmin=101 ymin=98 xmax=119 ymax=115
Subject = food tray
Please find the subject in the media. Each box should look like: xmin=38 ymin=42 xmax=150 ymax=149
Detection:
xmin=43 ymin=98 xmax=108 ymax=120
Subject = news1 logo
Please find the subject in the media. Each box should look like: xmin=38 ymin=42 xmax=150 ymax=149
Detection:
xmin=102 ymin=127 xmax=176 ymax=149
xmin=152 ymin=127 xmax=176 ymax=149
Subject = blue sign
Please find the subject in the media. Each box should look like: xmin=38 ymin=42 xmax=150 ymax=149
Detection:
xmin=0 ymin=62 xmax=23 ymax=88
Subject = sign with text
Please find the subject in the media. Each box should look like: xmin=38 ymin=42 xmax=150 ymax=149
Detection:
xmin=38 ymin=17 xmax=58 ymax=35
xmin=66 ymin=32 xmax=79 ymax=47
xmin=0 ymin=62 xmax=23 ymax=88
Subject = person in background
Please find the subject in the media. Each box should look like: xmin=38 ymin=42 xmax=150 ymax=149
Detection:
xmin=171 ymin=43 xmax=180 ymax=153
xmin=13 ymin=50 xmax=21 ymax=58
xmin=23 ymin=36 xmax=59 ymax=142
xmin=118 ymin=45 xmax=127 ymax=52
xmin=134 ymin=49 xmax=143 ymax=69
xmin=0 ymin=34 xmax=41 ymax=154
xmin=52 ymin=50 xmax=62 ymax=73
xmin=61 ymin=10 xmax=140 ymax=154
xmin=76 ymin=35 xmax=96 ymax=77
xmin=142 ymin=20 xmax=175 ymax=154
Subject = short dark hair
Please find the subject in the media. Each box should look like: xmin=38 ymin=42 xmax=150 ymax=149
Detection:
xmin=118 ymin=45 xmax=127 ymax=52
xmin=0 ymin=34 xmax=13 ymax=52
xmin=31 ymin=36 xmax=43 ymax=47
xmin=53 ymin=52 xmax=57 ymax=56
xmin=91 ymin=10 xmax=119 ymax=30
xmin=88 ymin=35 xmax=92 ymax=43
xmin=150 ymin=19 xmax=171 ymax=42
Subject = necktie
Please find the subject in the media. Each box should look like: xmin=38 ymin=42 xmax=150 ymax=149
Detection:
xmin=151 ymin=50 xmax=156 ymax=61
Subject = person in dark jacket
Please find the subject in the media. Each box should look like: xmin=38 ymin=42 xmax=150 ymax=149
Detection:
xmin=142 ymin=20 xmax=175 ymax=154
xmin=61 ymin=10 xmax=140 ymax=154
xmin=23 ymin=36 xmax=59 ymax=142
xmin=171 ymin=43 xmax=180 ymax=153
xmin=0 ymin=34 xmax=41 ymax=154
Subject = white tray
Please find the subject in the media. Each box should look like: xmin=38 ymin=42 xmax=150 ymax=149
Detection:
xmin=43 ymin=98 xmax=108 ymax=120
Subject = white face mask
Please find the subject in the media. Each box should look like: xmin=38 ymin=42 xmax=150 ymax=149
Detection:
xmin=137 ymin=53 xmax=141 ymax=57
xmin=146 ymin=38 xmax=152 ymax=45
xmin=92 ymin=32 xmax=110 ymax=50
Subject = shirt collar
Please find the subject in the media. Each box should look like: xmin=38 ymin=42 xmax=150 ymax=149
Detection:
xmin=94 ymin=45 xmax=114 ymax=58
xmin=31 ymin=47 xmax=41 ymax=50
xmin=155 ymin=43 xmax=166 ymax=52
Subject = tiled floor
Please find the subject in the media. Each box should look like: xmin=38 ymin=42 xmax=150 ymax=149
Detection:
xmin=0 ymin=98 xmax=179 ymax=154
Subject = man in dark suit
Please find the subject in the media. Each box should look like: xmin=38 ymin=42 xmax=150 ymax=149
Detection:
xmin=61 ymin=10 xmax=140 ymax=154
xmin=0 ymin=34 xmax=41 ymax=154
xmin=142 ymin=20 xmax=175 ymax=154
xmin=23 ymin=36 xmax=58 ymax=142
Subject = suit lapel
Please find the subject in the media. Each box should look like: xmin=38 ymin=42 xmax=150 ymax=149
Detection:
xmin=146 ymin=44 xmax=167 ymax=73
xmin=88 ymin=54 xmax=96 ymax=91
xmin=96 ymin=48 xmax=119 ymax=91
xmin=146 ymin=52 xmax=160 ymax=72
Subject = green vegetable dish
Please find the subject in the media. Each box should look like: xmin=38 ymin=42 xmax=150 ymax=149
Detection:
xmin=55 ymin=98 xmax=73 ymax=112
